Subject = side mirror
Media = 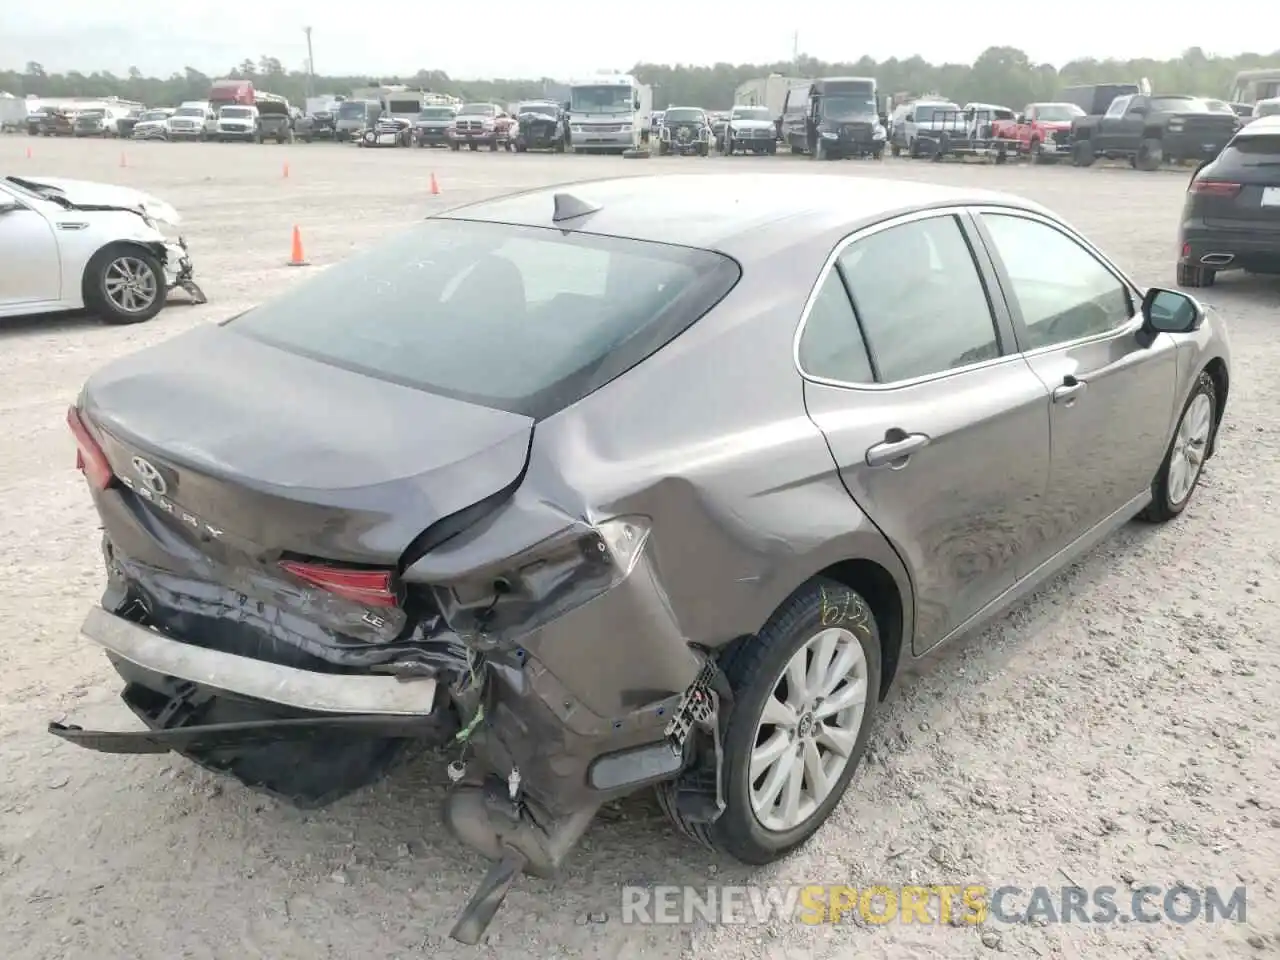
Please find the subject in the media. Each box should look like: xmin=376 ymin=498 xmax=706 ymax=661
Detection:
xmin=0 ymin=201 xmax=23 ymax=215
xmin=1142 ymin=288 xmax=1203 ymax=335
xmin=1129 ymin=105 xmax=1147 ymax=116
xmin=1016 ymin=114 xmax=1026 ymax=124
xmin=634 ymin=98 xmax=641 ymax=110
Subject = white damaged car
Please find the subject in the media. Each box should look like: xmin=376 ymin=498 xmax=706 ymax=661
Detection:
xmin=722 ymin=104 xmax=779 ymax=155
xmin=0 ymin=175 xmax=205 ymax=325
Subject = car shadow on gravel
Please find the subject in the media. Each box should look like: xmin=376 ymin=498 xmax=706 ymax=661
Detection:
xmin=0 ymin=309 xmax=103 ymax=339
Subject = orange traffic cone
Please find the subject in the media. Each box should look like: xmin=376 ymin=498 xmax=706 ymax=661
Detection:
xmin=287 ymin=226 xmax=309 ymax=266
xmin=282 ymin=161 xmax=290 ymax=179
xmin=119 ymin=152 xmax=127 ymax=168
xmin=429 ymin=172 xmax=440 ymax=196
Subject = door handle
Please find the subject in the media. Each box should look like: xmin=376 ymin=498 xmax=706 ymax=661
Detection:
xmin=865 ymin=432 xmax=930 ymax=467
xmin=1052 ymin=375 xmax=1087 ymax=405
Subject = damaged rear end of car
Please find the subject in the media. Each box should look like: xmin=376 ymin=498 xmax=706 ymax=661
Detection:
xmin=54 ymin=210 xmax=743 ymax=943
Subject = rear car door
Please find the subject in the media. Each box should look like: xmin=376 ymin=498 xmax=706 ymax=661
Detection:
xmin=970 ymin=209 xmax=1178 ymax=576
xmin=799 ymin=210 xmax=1052 ymax=655
xmin=0 ymin=188 xmax=62 ymax=307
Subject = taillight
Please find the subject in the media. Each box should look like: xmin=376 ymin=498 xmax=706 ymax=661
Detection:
xmin=67 ymin=405 xmax=114 ymax=490
xmin=1190 ymin=180 xmax=1242 ymax=197
xmin=279 ymin=560 xmax=400 ymax=607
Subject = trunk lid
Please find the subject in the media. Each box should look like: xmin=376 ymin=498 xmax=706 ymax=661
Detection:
xmin=81 ymin=322 xmax=533 ymax=567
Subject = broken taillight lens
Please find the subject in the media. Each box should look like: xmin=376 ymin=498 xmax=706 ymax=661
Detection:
xmin=67 ymin=405 xmax=114 ymax=491
xmin=279 ymin=560 xmax=400 ymax=607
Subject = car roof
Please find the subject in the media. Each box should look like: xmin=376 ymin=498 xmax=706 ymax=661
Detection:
xmin=437 ymin=173 xmax=1044 ymax=257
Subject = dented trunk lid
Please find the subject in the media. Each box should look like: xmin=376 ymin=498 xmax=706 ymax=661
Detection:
xmin=80 ymin=322 xmax=533 ymax=567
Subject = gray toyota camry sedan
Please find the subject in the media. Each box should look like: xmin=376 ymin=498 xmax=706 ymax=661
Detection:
xmin=55 ymin=173 xmax=1230 ymax=941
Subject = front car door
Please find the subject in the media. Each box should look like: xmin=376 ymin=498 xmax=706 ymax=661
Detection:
xmin=0 ymin=184 xmax=62 ymax=309
xmin=969 ymin=208 xmax=1178 ymax=575
xmin=798 ymin=210 xmax=1052 ymax=655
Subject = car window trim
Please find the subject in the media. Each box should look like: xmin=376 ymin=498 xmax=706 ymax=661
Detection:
xmin=792 ymin=205 xmax=1019 ymax=392
xmin=965 ymin=206 xmax=1143 ymax=357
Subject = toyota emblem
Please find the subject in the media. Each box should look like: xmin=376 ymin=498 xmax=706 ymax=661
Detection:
xmin=130 ymin=456 xmax=168 ymax=495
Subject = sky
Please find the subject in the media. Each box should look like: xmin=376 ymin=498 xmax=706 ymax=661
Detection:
xmin=0 ymin=0 xmax=1267 ymax=80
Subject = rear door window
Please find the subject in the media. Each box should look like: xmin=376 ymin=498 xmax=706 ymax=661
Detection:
xmin=796 ymin=272 xmax=874 ymax=384
xmin=228 ymin=219 xmax=740 ymax=420
xmin=835 ymin=215 xmax=1002 ymax=382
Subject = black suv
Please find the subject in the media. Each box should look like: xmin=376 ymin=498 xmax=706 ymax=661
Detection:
xmin=1177 ymin=117 xmax=1280 ymax=287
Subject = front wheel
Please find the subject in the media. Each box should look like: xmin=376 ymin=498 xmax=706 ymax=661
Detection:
xmin=1071 ymin=139 xmax=1095 ymax=167
xmin=664 ymin=578 xmax=881 ymax=864
xmin=1139 ymin=372 xmax=1217 ymax=523
xmin=82 ymin=243 xmax=166 ymax=326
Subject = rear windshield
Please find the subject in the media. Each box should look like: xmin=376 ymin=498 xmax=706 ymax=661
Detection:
xmin=913 ymin=104 xmax=957 ymax=121
xmin=1153 ymin=97 xmax=1208 ymax=113
xmin=664 ymin=109 xmax=703 ymax=123
xmin=1221 ymin=135 xmax=1280 ymax=162
xmin=419 ymin=108 xmax=454 ymax=119
xmin=226 ymin=219 xmax=741 ymax=420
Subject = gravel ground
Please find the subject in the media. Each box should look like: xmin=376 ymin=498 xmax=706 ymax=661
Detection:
xmin=1 ymin=136 xmax=1278 ymax=960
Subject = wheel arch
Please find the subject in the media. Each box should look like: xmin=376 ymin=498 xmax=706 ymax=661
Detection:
xmin=719 ymin=548 xmax=912 ymax=705
xmin=1202 ymin=356 xmax=1229 ymax=456
xmin=80 ymin=238 xmax=168 ymax=301
xmin=810 ymin=558 xmax=905 ymax=701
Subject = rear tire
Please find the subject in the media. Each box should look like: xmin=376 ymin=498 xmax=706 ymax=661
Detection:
xmin=1177 ymin=263 xmax=1216 ymax=288
xmin=82 ymin=243 xmax=167 ymax=326
xmin=1139 ymin=372 xmax=1217 ymax=523
xmin=1137 ymin=138 xmax=1163 ymax=171
xmin=661 ymin=578 xmax=881 ymax=865
xmin=1071 ymin=139 xmax=1094 ymax=167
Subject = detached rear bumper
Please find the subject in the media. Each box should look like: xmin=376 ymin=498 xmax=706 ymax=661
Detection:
xmin=50 ymin=607 xmax=454 ymax=807
xmin=77 ymin=606 xmax=439 ymax=714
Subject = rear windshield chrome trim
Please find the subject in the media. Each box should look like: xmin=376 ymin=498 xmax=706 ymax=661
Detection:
xmin=792 ymin=204 xmax=1019 ymax=392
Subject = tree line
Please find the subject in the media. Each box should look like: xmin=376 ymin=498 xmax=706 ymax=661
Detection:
xmin=3 ymin=46 xmax=1278 ymax=112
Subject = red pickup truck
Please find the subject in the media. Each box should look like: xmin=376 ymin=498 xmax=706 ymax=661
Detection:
xmin=992 ymin=102 xmax=1087 ymax=163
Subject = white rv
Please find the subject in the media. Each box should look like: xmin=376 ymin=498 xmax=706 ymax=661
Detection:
xmin=566 ymin=74 xmax=652 ymax=153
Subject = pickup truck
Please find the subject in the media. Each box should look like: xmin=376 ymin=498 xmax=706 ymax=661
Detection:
xmin=1070 ymin=93 xmax=1240 ymax=170
xmin=991 ymin=102 xmax=1086 ymax=163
